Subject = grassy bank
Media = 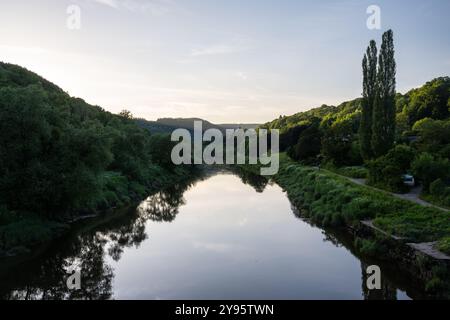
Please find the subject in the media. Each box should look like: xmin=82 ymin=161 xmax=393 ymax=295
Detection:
xmin=274 ymin=154 xmax=449 ymax=248
xmin=323 ymin=164 xmax=368 ymax=179
xmin=421 ymin=193 xmax=450 ymax=211
xmin=238 ymin=154 xmax=450 ymax=296
xmin=0 ymin=165 xmax=198 ymax=257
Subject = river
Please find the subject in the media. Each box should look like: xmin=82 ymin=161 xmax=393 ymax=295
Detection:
xmin=0 ymin=171 xmax=421 ymax=299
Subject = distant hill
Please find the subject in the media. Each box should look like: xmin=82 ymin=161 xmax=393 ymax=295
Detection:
xmin=156 ymin=118 xmax=222 ymax=131
xmin=134 ymin=119 xmax=178 ymax=134
xmin=261 ymin=77 xmax=450 ymax=159
xmin=218 ymin=123 xmax=260 ymax=130
xmin=263 ymin=77 xmax=450 ymax=134
xmin=136 ymin=117 xmax=261 ymax=134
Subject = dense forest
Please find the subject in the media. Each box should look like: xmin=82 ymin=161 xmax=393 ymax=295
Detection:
xmin=263 ymin=53 xmax=450 ymax=208
xmin=1 ymin=29 xmax=449 ymax=257
xmin=0 ymin=62 xmax=195 ymax=255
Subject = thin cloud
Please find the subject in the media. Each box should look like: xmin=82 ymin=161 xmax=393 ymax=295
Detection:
xmin=91 ymin=0 xmax=174 ymax=15
xmin=190 ymin=44 xmax=241 ymax=57
xmin=93 ymin=0 xmax=118 ymax=8
xmin=236 ymin=71 xmax=248 ymax=80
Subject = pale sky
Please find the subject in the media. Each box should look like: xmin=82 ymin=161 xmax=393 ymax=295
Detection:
xmin=0 ymin=0 xmax=449 ymax=123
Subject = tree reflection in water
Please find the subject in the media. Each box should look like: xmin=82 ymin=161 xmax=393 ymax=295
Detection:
xmin=0 ymin=181 xmax=191 ymax=300
xmin=106 ymin=186 xmax=187 ymax=261
xmin=2 ymin=234 xmax=114 ymax=300
xmin=0 ymin=170 xmax=421 ymax=300
xmin=233 ymin=167 xmax=269 ymax=193
xmin=289 ymin=204 xmax=420 ymax=299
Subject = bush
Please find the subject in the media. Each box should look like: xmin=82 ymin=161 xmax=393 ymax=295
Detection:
xmin=326 ymin=165 xmax=368 ymax=179
xmin=0 ymin=218 xmax=67 ymax=251
xmin=367 ymin=145 xmax=415 ymax=193
xmin=275 ymin=154 xmax=450 ymax=244
xmin=354 ymin=237 xmax=386 ymax=257
xmin=412 ymin=153 xmax=450 ymax=190
xmin=430 ymin=179 xmax=446 ymax=196
xmin=437 ymin=237 xmax=450 ymax=255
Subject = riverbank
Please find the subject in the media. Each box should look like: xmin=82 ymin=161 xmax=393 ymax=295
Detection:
xmin=238 ymin=154 xmax=450 ymax=298
xmin=0 ymin=165 xmax=200 ymax=258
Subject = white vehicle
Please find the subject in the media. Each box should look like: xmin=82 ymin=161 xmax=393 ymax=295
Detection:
xmin=402 ymin=174 xmax=415 ymax=187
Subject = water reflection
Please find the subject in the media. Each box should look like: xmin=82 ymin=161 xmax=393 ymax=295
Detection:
xmin=0 ymin=170 xmax=421 ymax=300
xmin=233 ymin=167 xmax=269 ymax=193
xmin=1 ymin=233 xmax=114 ymax=300
xmin=0 ymin=181 xmax=192 ymax=300
xmin=106 ymin=189 xmax=187 ymax=262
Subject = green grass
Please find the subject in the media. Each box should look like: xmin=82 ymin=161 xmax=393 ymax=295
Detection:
xmin=324 ymin=164 xmax=368 ymax=179
xmin=421 ymin=193 xmax=450 ymax=210
xmin=237 ymin=154 xmax=450 ymax=297
xmin=437 ymin=237 xmax=450 ymax=255
xmin=273 ymin=154 xmax=450 ymax=244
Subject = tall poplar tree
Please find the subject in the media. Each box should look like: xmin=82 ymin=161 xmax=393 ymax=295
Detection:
xmin=372 ymin=30 xmax=396 ymax=157
xmin=360 ymin=40 xmax=377 ymax=160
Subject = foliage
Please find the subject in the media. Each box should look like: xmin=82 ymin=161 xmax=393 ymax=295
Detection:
xmin=354 ymin=237 xmax=386 ymax=257
xmin=405 ymin=77 xmax=450 ymax=125
xmin=0 ymin=62 xmax=196 ymax=253
xmin=274 ymin=155 xmax=450 ymax=244
xmin=325 ymin=165 xmax=368 ymax=179
xmin=321 ymin=117 xmax=360 ymax=166
xmin=437 ymin=237 xmax=450 ymax=255
xmin=263 ymin=76 xmax=447 ymax=173
xmin=372 ymin=30 xmax=397 ymax=157
xmin=360 ymin=40 xmax=377 ymax=160
xmin=287 ymin=121 xmax=322 ymax=163
xmin=367 ymin=145 xmax=415 ymax=192
xmin=412 ymin=118 xmax=450 ymax=158
xmin=412 ymin=153 xmax=450 ymax=191
xmin=0 ymin=217 xmax=68 ymax=252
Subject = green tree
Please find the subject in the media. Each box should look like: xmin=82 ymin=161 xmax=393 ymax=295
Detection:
xmin=372 ymin=30 xmax=397 ymax=157
xmin=290 ymin=122 xmax=322 ymax=163
xmin=360 ymin=40 xmax=377 ymax=160
xmin=412 ymin=118 xmax=450 ymax=157
xmin=119 ymin=109 xmax=134 ymax=119
xmin=147 ymin=134 xmax=177 ymax=169
xmin=321 ymin=119 xmax=354 ymax=166
xmin=412 ymin=153 xmax=450 ymax=191
xmin=367 ymin=144 xmax=415 ymax=192
xmin=405 ymin=77 xmax=450 ymax=124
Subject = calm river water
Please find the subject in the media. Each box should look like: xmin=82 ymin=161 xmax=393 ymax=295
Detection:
xmin=0 ymin=172 xmax=421 ymax=299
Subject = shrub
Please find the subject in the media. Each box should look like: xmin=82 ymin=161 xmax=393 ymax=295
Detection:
xmin=354 ymin=237 xmax=386 ymax=257
xmin=437 ymin=237 xmax=450 ymax=255
xmin=430 ymin=179 xmax=446 ymax=196
xmin=367 ymin=145 xmax=415 ymax=193
xmin=275 ymin=154 xmax=450 ymax=245
xmin=326 ymin=165 xmax=368 ymax=179
xmin=0 ymin=218 xmax=67 ymax=251
xmin=412 ymin=153 xmax=450 ymax=190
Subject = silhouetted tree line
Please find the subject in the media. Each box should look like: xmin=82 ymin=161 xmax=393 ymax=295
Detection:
xmin=0 ymin=62 xmax=194 ymax=253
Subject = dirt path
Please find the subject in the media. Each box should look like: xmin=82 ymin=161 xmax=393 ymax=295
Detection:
xmin=316 ymin=168 xmax=449 ymax=212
